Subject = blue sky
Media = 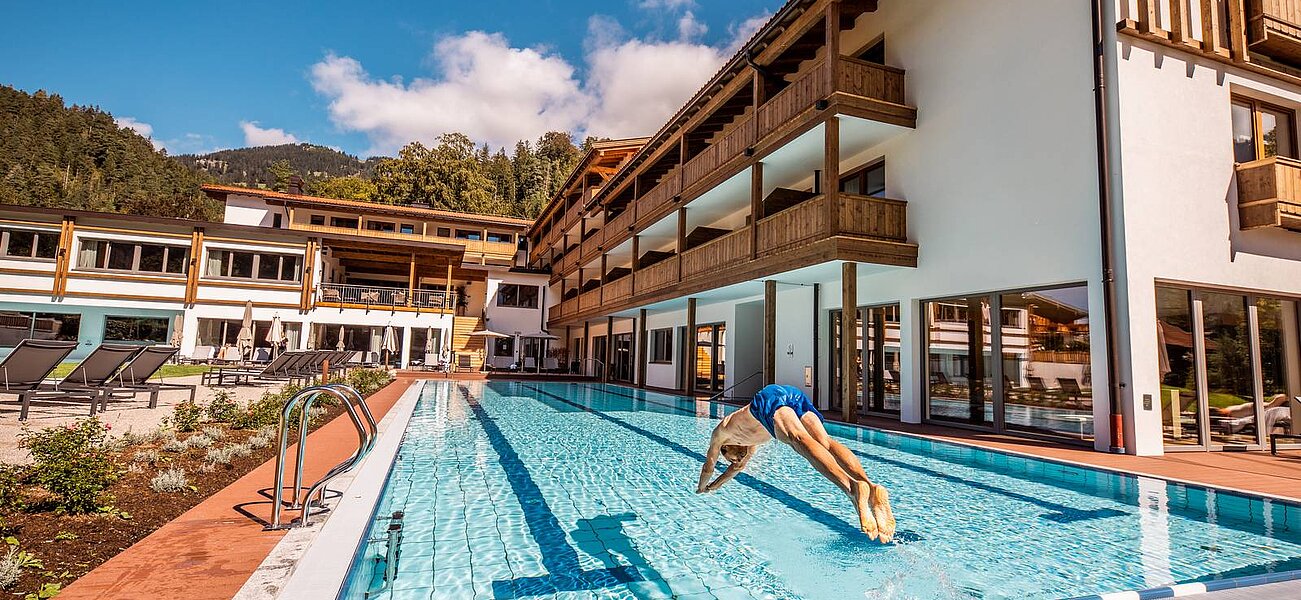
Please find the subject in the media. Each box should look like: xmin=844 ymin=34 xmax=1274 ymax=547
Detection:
xmin=0 ymin=0 xmax=779 ymax=157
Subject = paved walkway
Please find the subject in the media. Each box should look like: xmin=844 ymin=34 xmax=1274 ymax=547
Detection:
xmin=859 ymin=416 xmax=1301 ymax=501
xmin=57 ymin=376 xmax=416 ymax=600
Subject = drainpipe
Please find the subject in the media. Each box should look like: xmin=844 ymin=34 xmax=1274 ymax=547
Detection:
xmin=1091 ymin=0 xmax=1125 ymax=454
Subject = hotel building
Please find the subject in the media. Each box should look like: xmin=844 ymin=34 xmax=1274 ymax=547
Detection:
xmin=0 ymin=183 xmax=547 ymax=373
xmin=526 ymin=0 xmax=1301 ymax=456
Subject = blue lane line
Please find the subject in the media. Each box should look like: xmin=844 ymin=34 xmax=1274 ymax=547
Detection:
xmin=515 ymin=382 xmax=897 ymax=546
xmin=455 ymin=385 xmax=641 ymax=598
xmin=574 ymin=382 xmax=1127 ymax=524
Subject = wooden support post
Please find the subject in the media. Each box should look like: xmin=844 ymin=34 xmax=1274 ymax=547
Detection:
xmin=751 ymin=163 xmax=763 ymax=259
xmin=406 ymin=253 xmax=416 ymax=307
xmin=685 ymin=297 xmax=697 ymax=394
xmin=444 ymin=264 xmax=453 ymax=313
xmin=605 ymin=316 xmax=614 ymax=383
xmin=1136 ymin=0 xmax=1158 ymax=35
xmin=631 ymin=235 xmax=640 ymax=273
xmin=1227 ymin=0 xmax=1248 ymax=60
xmin=764 ymin=280 xmax=776 ymax=386
xmin=583 ymin=320 xmax=591 ymax=376
xmin=1169 ymin=0 xmax=1186 ymax=44
xmin=824 ymin=117 xmax=840 ymax=236
xmin=638 ymin=309 xmax=648 ymax=388
xmin=840 ymin=262 xmax=857 ymax=424
xmin=565 ymin=325 xmax=572 ymax=373
xmin=825 ymin=1 xmax=841 ymax=95
xmin=1201 ymin=0 xmax=1226 ymax=55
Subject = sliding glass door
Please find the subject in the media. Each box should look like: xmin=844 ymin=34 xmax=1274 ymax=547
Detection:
xmin=830 ymin=304 xmax=901 ymax=418
xmin=695 ymin=323 xmax=726 ymax=394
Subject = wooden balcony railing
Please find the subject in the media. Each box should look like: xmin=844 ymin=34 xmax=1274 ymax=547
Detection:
xmin=1237 ymin=155 xmax=1301 ymax=231
xmin=837 ymin=57 xmax=906 ymax=105
xmin=604 ymin=276 xmax=633 ymax=303
xmin=757 ymin=195 xmax=828 ymax=257
xmin=637 ymin=169 xmax=681 ymax=222
xmin=317 ymin=283 xmax=454 ymax=310
xmin=634 ymin=256 xmax=679 ymax=295
xmin=604 ymin=208 xmax=635 ymax=248
xmin=579 ymin=288 xmax=603 ymax=312
xmin=681 ymin=228 xmax=752 ymax=280
xmin=758 ymin=62 xmax=828 ymax=141
xmin=581 ymin=232 xmax=602 ymax=260
xmin=838 ymin=193 xmax=908 ymax=242
xmin=1249 ymin=0 xmax=1301 ymax=63
xmin=290 ymin=223 xmax=516 ymax=259
xmin=554 ymin=296 xmax=579 ymax=320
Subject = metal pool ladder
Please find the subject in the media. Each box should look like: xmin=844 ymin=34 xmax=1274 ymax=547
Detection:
xmin=266 ymin=383 xmax=378 ymax=530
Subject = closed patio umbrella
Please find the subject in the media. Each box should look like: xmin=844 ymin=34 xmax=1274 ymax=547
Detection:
xmin=266 ymin=315 xmax=286 ymax=358
xmin=425 ymin=326 xmax=435 ymax=353
xmin=169 ymin=314 xmax=184 ymax=347
xmin=236 ymin=300 xmax=255 ymax=361
xmin=336 ymin=325 xmax=346 ymax=351
xmin=381 ymin=325 xmax=398 ymax=367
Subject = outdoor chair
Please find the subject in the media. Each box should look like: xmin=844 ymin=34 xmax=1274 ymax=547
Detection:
xmin=1057 ymin=378 xmax=1084 ymax=406
xmin=104 ymin=346 xmax=195 ymax=412
xmin=252 ymin=347 xmax=272 ymax=362
xmin=35 ymin=343 xmax=142 ymax=418
xmin=1267 ymin=397 xmax=1301 ymax=455
xmin=0 ymin=339 xmax=78 ymax=421
xmin=203 ymin=350 xmax=304 ymax=387
xmin=320 ymin=287 xmax=342 ymax=303
xmin=186 ymin=345 xmax=215 ymax=364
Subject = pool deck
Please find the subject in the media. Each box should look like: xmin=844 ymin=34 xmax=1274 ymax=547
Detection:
xmin=859 ymin=416 xmax=1301 ymax=502
xmin=56 ymin=375 xmax=417 ymax=600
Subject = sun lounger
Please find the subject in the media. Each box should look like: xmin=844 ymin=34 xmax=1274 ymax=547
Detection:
xmin=186 ymin=345 xmax=215 ymax=364
xmin=0 ymin=339 xmax=78 ymax=421
xmin=36 ymin=343 xmax=142 ymax=417
xmin=105 ymin=346 xmax=194 ymax=411
xmin=1269 ymin=397 xmax=1301 ymax=455
xmin=202 ymin=350 xmax=304 ymax=387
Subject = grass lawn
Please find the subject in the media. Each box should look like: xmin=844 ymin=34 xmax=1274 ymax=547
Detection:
xmin=48 ymin=362 xmax=211 ymax=380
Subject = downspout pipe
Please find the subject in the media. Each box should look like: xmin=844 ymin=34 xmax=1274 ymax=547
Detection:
xmin=1091 ymin=0 xmax=1126 ymax=453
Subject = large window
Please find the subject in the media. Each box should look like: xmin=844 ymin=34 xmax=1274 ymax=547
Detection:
xmin=1158 ymin=285 xmax=1301 ymax=450
xmin=205 ymin=249 xmax=302 ymax=282
xmin=840 ymin=161 xmax=885 ymax=197
xmin=104 ymin=316 xmax=170 ymax=344
xmin=77 ymin=239 xmax=188 ymax=275
xmin=1 ymin=228 xmax=59 ymax=260
xmin=366 ymin=221 xmax=396 ymax=232
xmin=0 ymin=311 xmax=80 ymax=347
xmin=456 ymin=229 xmax=483 ymax=241
xmin=1232 ymin=96 xmax=1297 ymax=163
xmin=330 ymin=216 xmax=359 ymax=229
xmin=650 ymin=328 xmax=673 ymax=363
xmin=486 ymin=231 xmax=514 ymax=244
xmin=923 ymin=284 xmax=1092 ymax=441
xmin=493 ymin=336 xmax=515 ymax=358
xmin=497 ymin=284 xmax=539 ymax=309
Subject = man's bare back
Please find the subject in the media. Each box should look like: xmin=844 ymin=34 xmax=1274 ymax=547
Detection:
xmin=696 ymin=385 xmax=896 ymax=542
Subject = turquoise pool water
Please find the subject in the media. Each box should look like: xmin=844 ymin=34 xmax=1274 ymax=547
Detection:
xmin=339 ymin=381 xmax=1301 ymax=599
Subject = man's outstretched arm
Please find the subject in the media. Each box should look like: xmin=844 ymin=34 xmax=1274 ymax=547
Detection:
xmin=705 ymin=454 xmax=749 ymax=492
xmin=697 ymin=428 xmax=724 ymax=493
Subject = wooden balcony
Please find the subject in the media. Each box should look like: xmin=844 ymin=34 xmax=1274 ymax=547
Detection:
xmin=579 ymin=288 xmax=603 ymax=312
xmin=604 ymin=208 xmax=635 ymax=248
xmin=1248 ymin=0 xmax=1301 ymax=64
xmin=635 ymin=256 xmax=679 ymax=295
xmin=604 ymin=276 xmax=633 ymax=303
xmin=580 ymin=232 xmax=603 ymax=261
xmin=681 ymin=228 xmax=752 ymax=279
xmin=1237 ymin=155 xmax=1301 ymax=231
xmin=316 ymin=283 xmax=454 ymax=312
xmin=289 ymin=223 xmax=516 ymax=263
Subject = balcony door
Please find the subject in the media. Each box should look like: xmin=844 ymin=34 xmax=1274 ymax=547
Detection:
xmin=611 ymin=333 xmax=634 ymax=383
xmin=695 ymin=323 xmax=726 ymax=394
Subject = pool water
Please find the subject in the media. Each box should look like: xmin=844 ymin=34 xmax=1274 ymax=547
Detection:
xmin=339 ymin=381 xmax=1301 ymax=599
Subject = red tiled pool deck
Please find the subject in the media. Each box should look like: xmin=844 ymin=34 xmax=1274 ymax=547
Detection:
xmin=57 ymin=381 xmax=1301 ymax=598
xmin=58 ymin=376 xmax=417 ymax=600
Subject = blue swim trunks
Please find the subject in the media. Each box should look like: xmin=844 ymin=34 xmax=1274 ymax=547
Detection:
xmin=748 ymin=384 xmax=823 ymax=437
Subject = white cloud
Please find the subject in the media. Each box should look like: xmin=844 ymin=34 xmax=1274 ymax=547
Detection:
xmin=728 ymin=12 xmax=772 ymax=51
xmin=240 ymin=121 xmax=300 ymax=146
xmin=308 ymin=10 xmax=773 ymax=155
xmin=115 ymin=116 xmax=163 ymax=150
xmin=638 ymin=0 xmax=695 ymax=9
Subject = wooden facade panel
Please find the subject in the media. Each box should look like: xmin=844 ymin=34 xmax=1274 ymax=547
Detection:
xmin=636 ymin=170 xmax=681 ymax=223
xmin=837 ymin=58 xmax=906 ymax=105
xmin=1236 ymin=155 xmax=1301 ymax=230
xmin=681 ymin=228 xmax=752 ymax=279
xmin=634 ymin=256 xmax=679 ymax=294
xmin=579 ymin=288 xmax=603 ymax=312
xmin=837 ymin=194 xmax=908 ymax=242
xmin=581 ymin=233 xmax=602 ymax=261
xmin=604 ymin=276 xmax=633 ymax=303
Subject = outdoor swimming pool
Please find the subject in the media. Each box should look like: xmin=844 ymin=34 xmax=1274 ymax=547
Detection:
xmin=339 ymin=381 xmax=1301 ymax=599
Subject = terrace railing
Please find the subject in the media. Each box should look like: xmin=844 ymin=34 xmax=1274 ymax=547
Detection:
xmin=318 ymin=283 xmax=454 ymax=310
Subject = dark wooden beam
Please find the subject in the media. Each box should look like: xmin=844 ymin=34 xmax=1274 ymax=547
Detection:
xmin=840 ymin=261 xmax=857 ymax=424
xmin=685 ymin=297 xmax=697 ymax=394
xmin=764 ymin=280 xmax=776 ymax=386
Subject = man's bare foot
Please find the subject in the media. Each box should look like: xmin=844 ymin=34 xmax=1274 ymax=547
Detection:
xmin=851 ymin=479 xmax=879 ymax=540
xmin=869 ymin=483 xmax=896 ymax=543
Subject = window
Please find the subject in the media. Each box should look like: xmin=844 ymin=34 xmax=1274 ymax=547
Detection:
xmin=77 ymin=239 xmax=189 ymax=275
xmin=0 ymin=311 xmax=80 ymax=347
xmin=309 ymin=215 xmax=325 ymax=226
xmin=857 ymin=38 xmax=885 ymax=64
xmin=456 ymin=229 xmax=482 ymax=241
xmin=840 ymin=161 xmax=885 ymax=197
xmin=436 ymin=227 xmax=451 ymax=237
xmin=650 ymin=328 xmax=673 ymax=363
xmin=205 ymin=249 xmax=302 ymax=282
xmin=1 ymin=228 xmax=58 ymax=260
xmin=1232 ymin=96 xmax=1297 ymax=163
xmin=493 ymin=336 xmax=515 ymax=358
xmin=366 ymin=221 xmax=396 ymax=232
xmin=103 ymin=316 xmax=170 ymax=344
xmin=330 ymin=216 xmax=359 ymax=229
xmin=925 ymin=295 xmax=994 ymax=427
xmin=486 ymin=231 xmax=513 ymax=244
xmin=272 ymin=213 xmax=283 ymax=228
xmin=399 ymin=223 xmax=415 ymax=234
xmin=497 ymin=283 xmax=539 ymax=309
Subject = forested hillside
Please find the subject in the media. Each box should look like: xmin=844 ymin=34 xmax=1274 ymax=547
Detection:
xmin=0 ymin=85 xmax=219 ymax=220
xmin=174 ymin=143 xmax=381 ymax=189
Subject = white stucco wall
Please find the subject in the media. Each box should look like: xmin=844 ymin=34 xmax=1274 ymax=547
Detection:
xmin=221 ymin=194 xmax=279 ymax=228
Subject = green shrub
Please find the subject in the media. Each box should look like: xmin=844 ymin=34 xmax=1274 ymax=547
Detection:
xmin=18 ymin=420 xmax=116 ymax=514
xmin=172 ymin=397 xmax=203 ymax=432
xmin=232 ymin=392 xmax=283 ymax=430
xmin=204 ymin=390 xmax=240 ymax=423
xmin=346 ymin=369 xmax=392 ymax=396
xmin=0 ymin=466 xmax=24 ymax=511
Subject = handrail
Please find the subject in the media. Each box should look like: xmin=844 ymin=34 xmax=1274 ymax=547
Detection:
xmin=266 ymin=382 xmax=376 ymax=530
xmin=574 ymin=357 xmax=605 ymax=378
xmin=709 ymin=371 xmax=763 ymax=402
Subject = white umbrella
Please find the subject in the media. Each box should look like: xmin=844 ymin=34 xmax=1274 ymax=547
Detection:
xmin=236 ymin=300 xmax=255 ymax=361
xmin=169 ymin=314 xmax=184 ymax=347
xmin=467 ymin=330 xmax=510 ymax=338
xmin=336 ymin=325 xmax=346 ymax=351
xmin=266 ymin=315 xmax=287 ymax=357
xmin=381 ymin=325 xmax=398 ymax=367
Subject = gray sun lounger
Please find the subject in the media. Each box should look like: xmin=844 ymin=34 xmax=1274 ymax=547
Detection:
xmin=35 ymin=343 xmax=142 ymax=418
xmin=104 ymin=346 xmax=195 ymax=411
xmin=0 ymin=339 xmax=78 ymax=421
xmin=203 ymin=350 xmax=307 ymax=387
